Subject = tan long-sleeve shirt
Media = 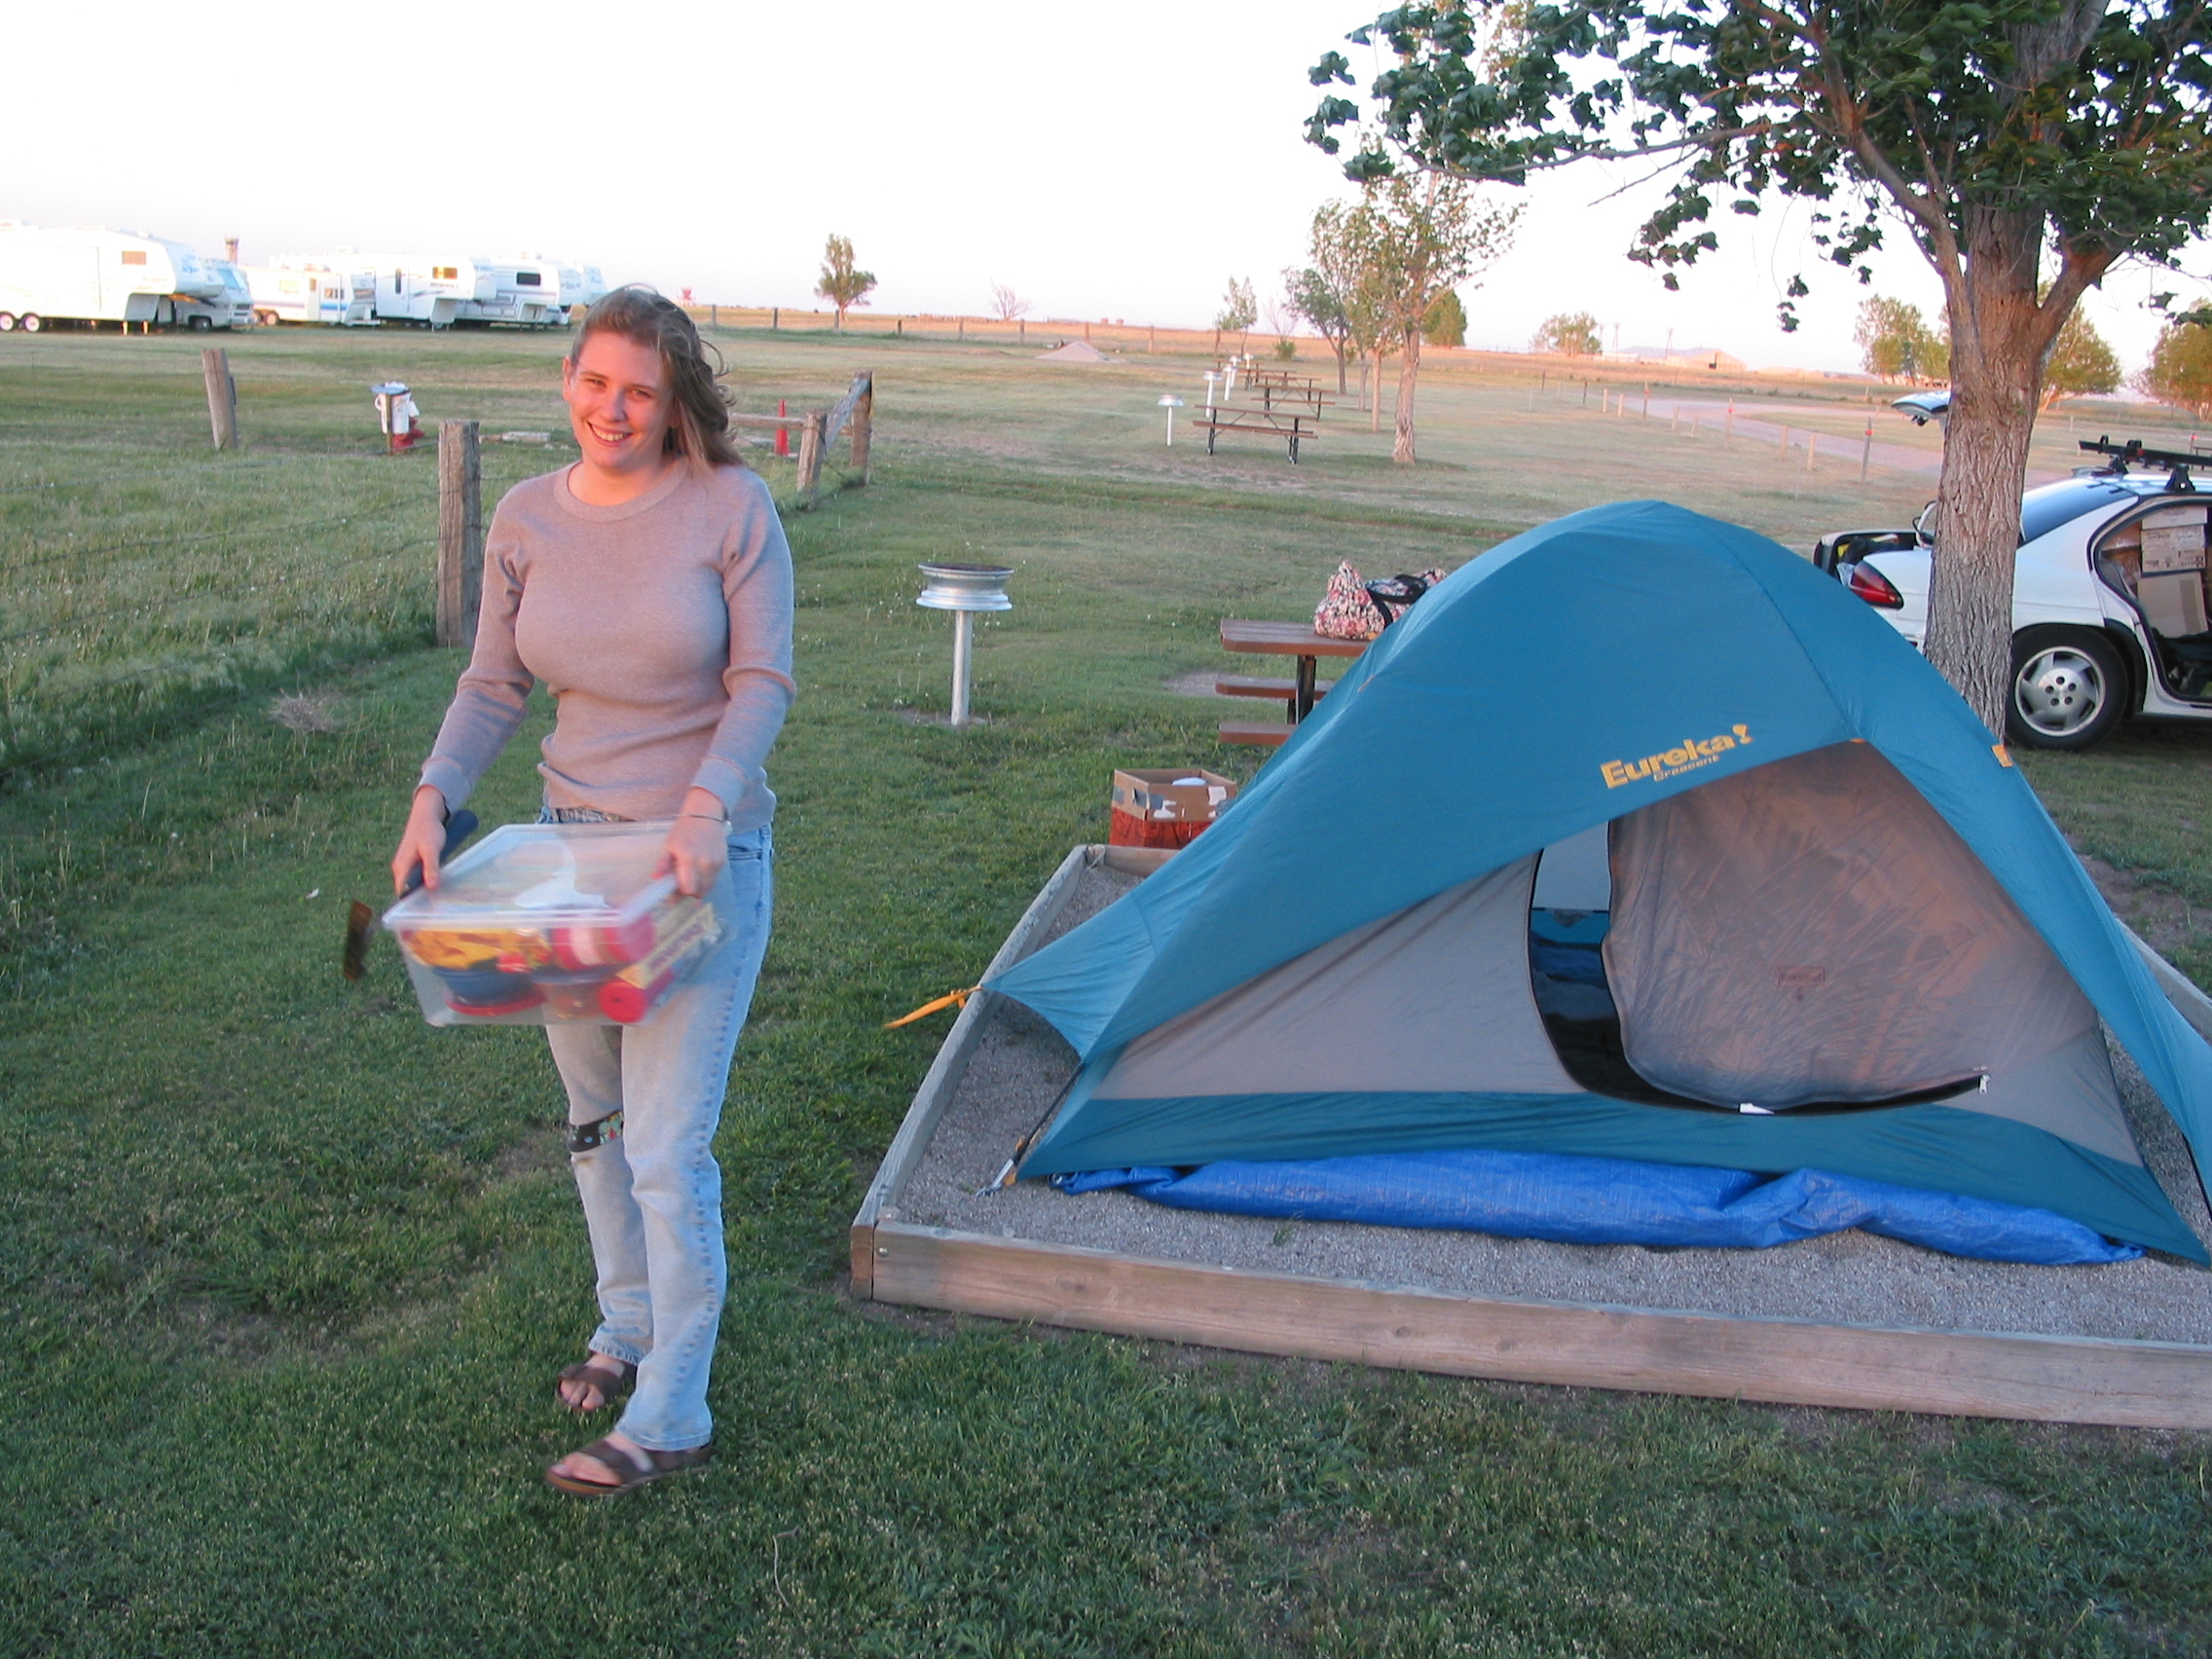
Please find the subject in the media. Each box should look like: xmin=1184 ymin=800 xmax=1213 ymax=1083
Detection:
xmin=419 ymin=461 xmax=795 ymax=828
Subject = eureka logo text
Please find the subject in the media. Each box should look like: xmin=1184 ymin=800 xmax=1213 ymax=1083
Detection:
xmin=1602 ymin=724 xmax=1752 ymax=789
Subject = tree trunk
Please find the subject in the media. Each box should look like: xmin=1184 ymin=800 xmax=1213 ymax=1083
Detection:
xmin=1923 ymin=209 xmax=2052 ymax=737
xmin=1333 ymin=342 xmax=1347 ymax=395
xmin=1370 ymin=350 xmax=1384 ymax=432
xmin=1393 ymin=326 xmax=1421 ymax=464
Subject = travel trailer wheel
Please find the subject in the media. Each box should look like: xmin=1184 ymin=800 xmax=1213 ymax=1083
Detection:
xmin=2008 ymin=629 xmax=2123 ymax=751
xmin=0 ymin=313 xmax=14 ymax=332
xmin=18 ymin=313 xmax=39 ymax=333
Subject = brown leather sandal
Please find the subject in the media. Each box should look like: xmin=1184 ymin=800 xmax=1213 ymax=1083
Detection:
xmin=544 ymin=1436 xmax=712 ymax=1496
xmin=554 ymin=1356 xmax=636 ymax=1416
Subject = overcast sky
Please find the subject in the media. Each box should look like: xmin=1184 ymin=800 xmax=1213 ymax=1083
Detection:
xmin=11 ymin=1 xmax=2203 ymax=378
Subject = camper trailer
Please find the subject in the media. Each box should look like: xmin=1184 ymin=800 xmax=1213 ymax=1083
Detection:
xmin=456 ymin=260 xmax=564 ymax=327
xmin=316 ymin=255 xmax=496 ymax=327
xmin=171 ymin=260 xmax=253 ymax=330
xmin=244 ymin=263 xmax=378 ymax=326
xmin=551 ymin=263 xmax=608 ymax=322
xmin=0 ymin=223 xmax=225 ymax=332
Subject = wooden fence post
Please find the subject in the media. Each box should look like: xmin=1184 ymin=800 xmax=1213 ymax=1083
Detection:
xmin=795 ymin=412 xmax=826 ymax=506
xmin=436 ymin=420 xmax=483 ymax=646
xmin=202 ymin=348 xmax=239 ymax=451
xmin=850 ymin=377 xmax=873 ymax=485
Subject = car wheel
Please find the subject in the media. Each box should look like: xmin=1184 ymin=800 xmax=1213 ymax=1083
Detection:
xmin=2008 ymin=631 xmax=2125 ymax=750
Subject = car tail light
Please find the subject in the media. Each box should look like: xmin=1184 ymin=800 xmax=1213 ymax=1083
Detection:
xmin=1845 ymin=562 xmax=1904 ymax=609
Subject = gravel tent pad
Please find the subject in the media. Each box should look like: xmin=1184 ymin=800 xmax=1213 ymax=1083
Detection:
xmin=854 ymin=852 xmax=2212 ymax=1427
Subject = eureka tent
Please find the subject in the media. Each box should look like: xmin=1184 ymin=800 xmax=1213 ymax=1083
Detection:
xmin=990 ymin=501 xmax=2212 ymax=1263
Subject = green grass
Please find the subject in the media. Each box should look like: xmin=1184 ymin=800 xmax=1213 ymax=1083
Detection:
xmin=4 ymin=327 xmax=2211 ymax=1655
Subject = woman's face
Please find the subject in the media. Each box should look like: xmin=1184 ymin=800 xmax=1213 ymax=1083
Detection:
xmin=562 ymin=332 xmax=678 ymax=478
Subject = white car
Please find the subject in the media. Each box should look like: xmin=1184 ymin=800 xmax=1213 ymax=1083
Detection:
xmin=1819 ymin=440 xmax=2212 ymax=750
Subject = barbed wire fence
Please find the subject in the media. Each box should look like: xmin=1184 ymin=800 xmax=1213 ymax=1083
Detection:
xmin=0 ymin=437 xmax=464 ymax=783
xmin=3 ymin=373 xmax=875 ymax=787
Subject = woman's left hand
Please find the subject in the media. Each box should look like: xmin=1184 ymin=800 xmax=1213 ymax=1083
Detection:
xmin=658 ymin=788 xmax=729 ymax=898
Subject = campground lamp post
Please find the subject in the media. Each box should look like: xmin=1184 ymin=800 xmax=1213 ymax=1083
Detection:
xmin=916 ymin=562 xmax=1014 ymax=728
xmin=1202 ymin=371 xmax=1220 ymax=419
xmin=1159 ymin=393 xmax=1185 ymax=446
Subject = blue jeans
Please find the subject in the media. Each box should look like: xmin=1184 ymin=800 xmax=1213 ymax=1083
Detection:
xmin=542 ymin=824 xmax=773 ymax=1452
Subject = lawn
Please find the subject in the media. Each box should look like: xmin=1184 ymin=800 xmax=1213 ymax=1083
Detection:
xmin=2 ymin=325 xmax=2209 ymax=1656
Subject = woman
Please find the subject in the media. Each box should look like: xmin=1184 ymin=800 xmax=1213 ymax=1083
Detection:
xmin=391 ymin=286 xmax=794 ymax=1495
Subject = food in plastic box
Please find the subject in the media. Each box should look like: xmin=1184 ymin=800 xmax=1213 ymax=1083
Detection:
xmin=382 ymin=822 xmax=729 ymax=1027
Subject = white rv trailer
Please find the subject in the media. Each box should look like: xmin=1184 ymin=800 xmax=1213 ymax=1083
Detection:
xmin=244 ymin=263 xmax=377 ymax=326
xmin=171 ymin=260 xmax=254 ymax=330
xmin=551 ymin=263 xmax=608 ymax=322
xmin=0 ymin=223 xmax=224 ymax=331
xmin=313 ymin=255 xmax=496 ymax=327
xmin=455 ymin=259 xmax=564 ymax=326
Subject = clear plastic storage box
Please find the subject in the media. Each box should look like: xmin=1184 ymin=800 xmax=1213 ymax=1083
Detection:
xmin=383 ymin=821 xmax=731 ymax=1027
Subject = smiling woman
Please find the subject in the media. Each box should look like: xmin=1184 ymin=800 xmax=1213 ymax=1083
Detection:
xmin=389 ymin=284 xmax=796 ymax=1497
xmin=562 ymin=287 xmax=749 ymax=495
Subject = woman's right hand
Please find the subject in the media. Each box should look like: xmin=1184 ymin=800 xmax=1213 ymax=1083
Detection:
xmin=392 ymin=785 xmax=451 ymax=894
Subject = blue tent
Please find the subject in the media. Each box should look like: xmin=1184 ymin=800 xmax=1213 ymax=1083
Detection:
xmin=991 ymin=501 xmax=2212 ymax=1262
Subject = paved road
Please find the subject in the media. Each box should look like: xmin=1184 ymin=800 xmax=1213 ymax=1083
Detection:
xmin=1583 ymin=392 xmax=2075 ymax=489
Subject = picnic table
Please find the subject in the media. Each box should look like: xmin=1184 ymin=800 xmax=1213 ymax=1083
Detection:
xmin=1194 ymin=406 xmax=1322 ymax=463
xmin=1231 ymin=367 xmax=1334 ymax=417
xmin=1215 ymin=618 xmax=1368 ymax=744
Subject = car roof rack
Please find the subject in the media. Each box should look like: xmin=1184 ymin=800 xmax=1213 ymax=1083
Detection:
xmin=2079 ymin=436 xmax=2202 ymax=490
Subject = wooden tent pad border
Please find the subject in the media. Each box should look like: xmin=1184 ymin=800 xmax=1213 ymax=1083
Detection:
xmin=850 ymin=845 xmax=2212 ymax=1429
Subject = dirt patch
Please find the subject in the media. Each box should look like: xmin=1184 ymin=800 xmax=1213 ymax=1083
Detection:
xmin=1163 ymin=669 xmax=1233 ymax=700
xmin=2079 ymin=849 xmax=2212 ymax=966
xmin=269 ymin=690 xmax=346 ymax=734
xmin=494 ymin=1131 xmax=567 ymax=1182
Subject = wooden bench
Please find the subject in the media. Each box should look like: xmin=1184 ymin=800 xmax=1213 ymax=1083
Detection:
xmin=1215 ymin=674 xmax=1335 ymax=723
xmin=1218 ymin=720 xmax=1293 ymax=748
xmin=1194 ymin=407 xmax=1320 ymax=463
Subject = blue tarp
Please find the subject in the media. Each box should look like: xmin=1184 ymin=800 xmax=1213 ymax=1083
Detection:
xmin=1056 ymin=1149 xmax=2143 ymax=1266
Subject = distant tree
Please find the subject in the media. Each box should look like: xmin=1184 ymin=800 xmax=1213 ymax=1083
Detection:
xmin=1311 ymin=201 xmax=1392 ymax=421
xmin=1335 ymin=171 xmax=1518 ymax=461
xmin=2042 ymin=307 xmax=2121 ymax=409
xmin=1854 ymin=296 xmax=1948 ymax=385
xmin=816 ymin=235 xmax=875 ymax=331
xmin=1311 ymin=197 xmax=1409 ymax=424
xmin=2141 ymin=320 xmax=2212 ymax=419
xmin=1308 ymin=0 xmax=2212 ymax=735
xmin=1423 ymin=288 xmax=1467 ymax=348
xmin=1214 ymin=276 xmax=1258 ymax=352
xmin=989 ymin=282 xmax=1029 ymax=322
xmin=1284 ymin=259 xmax=1354 ymax=394
xmin=1530 ymin=312 xmax=1602 ymax=356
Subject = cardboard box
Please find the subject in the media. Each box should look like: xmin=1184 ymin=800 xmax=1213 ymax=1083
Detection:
xmin=1110 ymin=767 xmax=1236 ymax=849
xmin=2139 ymin=570 xmax=2209 ymax=638
xmin=2143 ymin=526 xmax=2207 ymax=574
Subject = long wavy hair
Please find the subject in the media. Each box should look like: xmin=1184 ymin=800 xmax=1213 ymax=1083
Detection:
xmin=568 ymin=285 xmax=745 ymax=472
